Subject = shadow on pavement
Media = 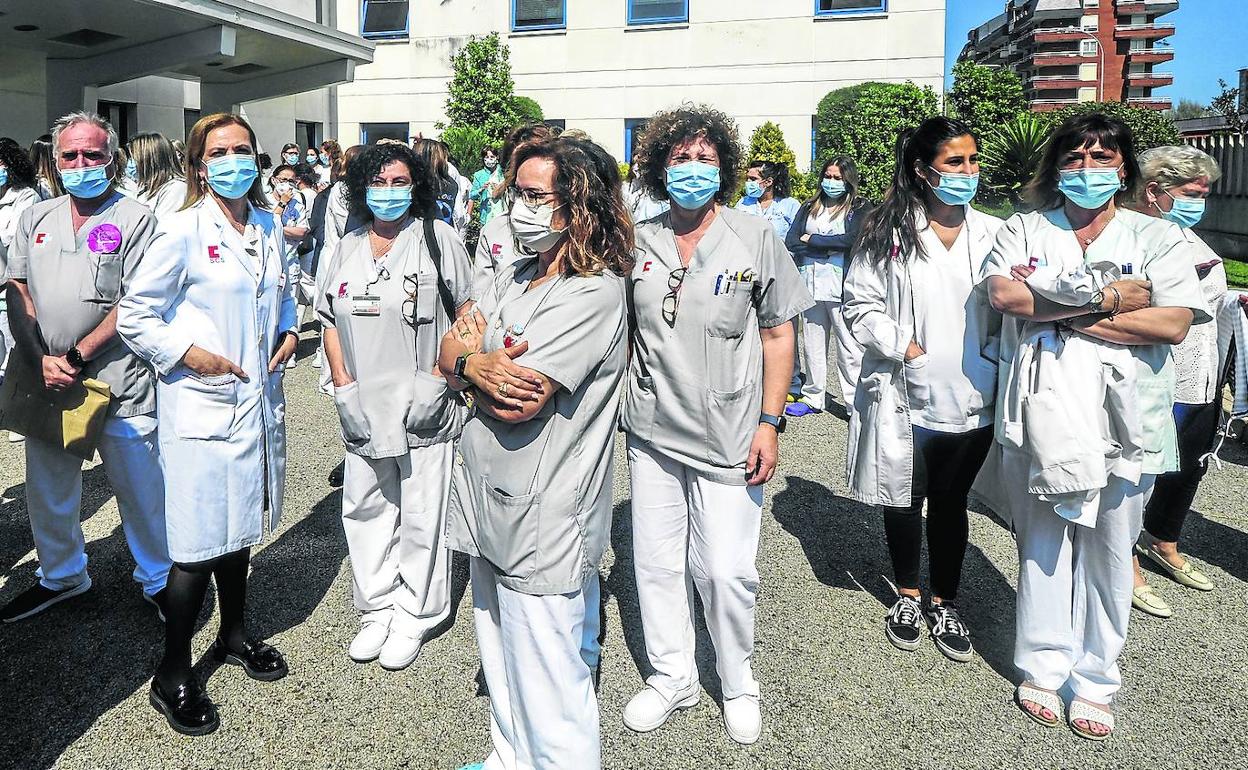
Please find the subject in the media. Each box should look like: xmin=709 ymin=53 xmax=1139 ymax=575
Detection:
xmin=0 ymin=466 xmax=115 ymax=581
xmin=1178 ymin=509 xmax=1248 ymax=585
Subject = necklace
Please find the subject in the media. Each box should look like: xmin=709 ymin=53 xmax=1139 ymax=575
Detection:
xmin=369 ymin=218 xmax=407 ymax=259
xmin=1077 ymin=213 xmax=1114 ymax=248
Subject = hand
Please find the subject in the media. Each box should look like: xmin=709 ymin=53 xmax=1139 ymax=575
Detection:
xmin=183 ymin=345 xmax=248 ymax=381
xmin=276 ymin=189 xmax=294 ymax=206
xmin=1105 ymin=279 xmax=1152 ymax=314
xmin=464 ymin=343 xmax=544 ymax=409
xmin=42 ymin=355 xmax=80 ymax=391
xmin=1010 ymin=264 xmax=1036 ymax=281
xmin=268 ymin=332 xmax=297 ymax=373
xmin=449 ymin=309 xmax=486 ymax=354
xmin=904 ymin=340 xmax=925 ymax=362
xmin=745 ymin=425 xmax=779 ymax=486
xmin=1195 ymin=259 xmax=1220 ymax=278
xmin=1239 ymin=294 xmax=1248 ymax=317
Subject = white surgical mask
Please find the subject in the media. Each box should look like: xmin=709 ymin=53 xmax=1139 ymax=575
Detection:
xmin=510 ymin=200 xmax=566 ymax=254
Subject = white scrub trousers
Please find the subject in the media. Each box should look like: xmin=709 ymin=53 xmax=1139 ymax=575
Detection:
xmin=1005 ymin=448 xmax=1150 ymax=705
xmin=340 ymin=442 xmax=453 ymax=636
xmin=472 ymin=557 xmax=601 ymax=770
xmin=26 ymin=414 xmax=169 ymax=595
xmin=626 ymin=437 xmax=764 ymax=702
xmin=800 ymin=299 xmax=862 ymax=409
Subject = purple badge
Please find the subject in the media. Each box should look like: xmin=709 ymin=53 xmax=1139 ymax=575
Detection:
xmin=86 ymin=224 xmax=122 ymax=254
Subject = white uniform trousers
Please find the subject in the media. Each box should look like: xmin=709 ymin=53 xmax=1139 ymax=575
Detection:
xmin=472 ymin=557 xmax=601 ymax=770
xmin=0 ymin=307 xmax=12 ymax=380
xmin=788 ymin=317 xmax=804 ymax=396
xmin=626 ymin=437 xmax=764 ymax=701
xmin=297 ymin=251 xmax=317 ymax=307
xmin=26 ymin=414 xmax=169 ymax=595
xmin=1006 ymin=447 xmax=1150 ymax=704
xmin=341 ymin=442 xmax=453 ymax=636
xmin=800 ymin=299 xmax=862 ymax=409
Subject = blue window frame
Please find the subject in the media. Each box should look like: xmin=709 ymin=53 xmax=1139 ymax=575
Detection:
xmin=512 ymin=0 xmax=567 ymax=32
xmin=814 ymin=0 xmax=887 ymax=16
xmin=628 ymin=0 xmax=689 ymax=26
xmin=624 ymin=118 xmax=649 ymax=163
xmin=360 ymin=0 xmax=409 ymax=40
xmin=361 ymin=122 xmax=410 ymax=145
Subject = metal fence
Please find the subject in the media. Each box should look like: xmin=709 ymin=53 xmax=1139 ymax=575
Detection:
xmin=1187 ymin=133 xmax=1248 ymax=197
xmin=1187 ymin=133 xmax=1248 ymax=262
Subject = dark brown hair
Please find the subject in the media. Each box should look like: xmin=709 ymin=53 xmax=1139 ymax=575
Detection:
xmin=634 ymin=105 xmax=741 ymax=205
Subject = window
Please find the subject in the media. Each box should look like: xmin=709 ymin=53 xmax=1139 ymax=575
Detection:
xmin=361 ymin=122 xmax=410 ymax=145
xmin=628 ymin=0 xmax=688 ymax=25
xmin=544 ymin=119 xmax=567 ymax=132
xmin=815 ymin=0 xmax=887 ymax=16
xmin=1080 ymin=39 xmax=1098 ymax=55
xmin=512 ymin=0 xmax=566 ymax=31
xmin=183 ymin=109 xmax=200 ymax=140
xmin=624 ymin=118 xmax=649 ymax=162
xmin=361 ymin=0 xmax=409 ymax=40
xmin=97 ymin=101 xmax=136 ymax=143
xmin=296 ymin=121 xmax=323 ymax=153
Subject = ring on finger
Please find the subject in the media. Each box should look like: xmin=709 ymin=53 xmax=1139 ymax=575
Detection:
xmin=498 ymin=382 xmax=509 ymax=397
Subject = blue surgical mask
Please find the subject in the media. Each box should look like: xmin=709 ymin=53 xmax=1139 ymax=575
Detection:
xmin=744 ymin=180 xmax=764 ymax=199
xmin=366 ymin=186 xmax=412 ymax=222
xmin=927 ymin=166 xmax=979 ymax=206
xmin=60 ymin=162 xmax=113 ymax=199
xmin=1058 ymin=167 xmax=1122 ymax=210
xmin=1161 ymin=190 xmax=1206 ymax=229
xmin=283 ymin=153 xmax=299 ymax=165
xmin=319 ymin=152 xmax=330 ymax=166
xmin=125 ymin=159 xmax=138 ymax=181
xmin=666 ymin=161 xmax=720 ymax=211
xmin=0 ymin=167 xmax=8 ymax=188
xmin=821 ymin=179 xmax=846 ymax=198
xmin=203 ymin=154 xmax=258 ymax=200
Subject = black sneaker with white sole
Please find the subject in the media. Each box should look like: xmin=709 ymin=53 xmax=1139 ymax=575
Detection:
xmin=885 ymin=594 xmax=924 ymax=651
xmin=924 ymin=600 xmax=974 ymax=662
xmin=0 ymin=578 xmax=93 ymax=623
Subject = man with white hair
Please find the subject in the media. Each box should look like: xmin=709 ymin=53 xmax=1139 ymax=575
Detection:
xmin=0 ymin=111 xmax=170 ymax=623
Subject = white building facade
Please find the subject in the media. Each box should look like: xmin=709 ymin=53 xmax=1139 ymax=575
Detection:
xmin=335 ymin=0 xmax=948 ymax=168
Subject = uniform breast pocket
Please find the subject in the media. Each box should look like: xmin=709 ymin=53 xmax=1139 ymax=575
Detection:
xmin=175 ymin=375 xmax=238 ymax=441
xmin=79 ymin=251 xmax=122 ymax=303
xmin=707 ymin=281 xmax=754 ymax=338
xmin=411 ymin=273 xmax=439 ymax=325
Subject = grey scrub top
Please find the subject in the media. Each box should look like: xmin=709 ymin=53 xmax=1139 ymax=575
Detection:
xmin=471 ymin=212 xmax=518 ymax=302
xmin=621 ymin=206 xmax=813 ymax=484
xmin=451 ymin=257 xmax=628 ymax=595
xmin=317 ymin=218 xmax=473 ymax=458
xmin=4 ymin=191 xmax=158 ymax=417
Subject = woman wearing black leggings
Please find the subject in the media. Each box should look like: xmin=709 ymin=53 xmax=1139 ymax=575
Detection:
xmin=842 ymin=117 xmax=1004 ymax=662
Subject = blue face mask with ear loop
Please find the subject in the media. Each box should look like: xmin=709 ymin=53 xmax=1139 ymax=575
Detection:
xmin=1058 ymin=166 xmax=1123 ymax=210
xmin=821 ymin=178 xmax=847 ymax=198
xmin=926 ymin=166 xmax=980 ymax=206
xmin=203 ymin=154 xmax=258 ymax=200
xmin=1160 ymin=188 xmax=1206 ymax=229
xmin=60 ymin=161 xmax=114 ymax=199
xmin=0 ymin=167 xmax=8 ymax=188
xmin=666 ymin=161 xmax=721 ymax=211
xmin=125 ymin=159 xmax=138 ymax=181
xmin=744 ymin=180 xmax=764 ymax=199
xmin=366 ymin=186 xmax=413 ymax=222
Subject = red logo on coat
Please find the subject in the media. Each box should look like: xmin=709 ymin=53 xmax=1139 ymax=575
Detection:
xmin=208 ymin=245 xmax=223 ymax=263
xmin=338 ymin=282 xmax=349 ymax=298
xmin=34 ymin=233 xmax=47 ymax=245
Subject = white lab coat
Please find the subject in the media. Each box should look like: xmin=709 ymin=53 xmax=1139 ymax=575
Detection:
xmin=118 ymin=197 xmax=297 ymax=563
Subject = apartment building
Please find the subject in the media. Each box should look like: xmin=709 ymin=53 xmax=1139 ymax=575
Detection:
xmin=335 ymin=0 xmax=948 ymax=167
xmin=0 ymin=1 xmax=372 ymax=154
xmin=960 ymin=0 xmax=1177 ymax=112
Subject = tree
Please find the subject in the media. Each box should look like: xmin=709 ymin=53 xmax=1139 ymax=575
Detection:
xmin=947 ymin=60 xmax=1029 ymax=142
xmin=1041 ymin=101 xmax=1180 ymax=151
xmin=440 ymin=33 xmax=523 ymax=141
xmin=1211 ymin=78 xmax=1246 ymax=135
xmin=980 ymin=113 xmax=1049 ymax=205
xmin=815 ymin=81 xmax=940 ymax=200
xmin=744 ymin=121 xmax=813 ymax=201
xmin=440 ymin=125 xmax=492 ymax=177
xmin=1170 ymin=99 xmax=1212 ymax=121
xmin=513 ymin=96 xmax=544 ymax=125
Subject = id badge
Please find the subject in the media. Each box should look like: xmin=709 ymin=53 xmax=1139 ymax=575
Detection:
xmin=351 ymin=294 xmax=381 ymax=316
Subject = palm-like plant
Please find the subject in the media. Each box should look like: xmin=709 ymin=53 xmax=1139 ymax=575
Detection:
xmin=980 ymin=114 xmax=1050 ymax=205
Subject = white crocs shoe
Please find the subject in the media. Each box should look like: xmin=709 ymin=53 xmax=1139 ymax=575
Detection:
xmin=349 ymin=621 xmax=390 ymax=663
xmin=622 ymin=683 xmax=700 ymax=733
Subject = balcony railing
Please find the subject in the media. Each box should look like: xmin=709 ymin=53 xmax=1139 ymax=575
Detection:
xmin=1115 ymin=22 xmax=1177 ymax=36
xmin=1115 ymin=0 xmax=1179 ymax=14
xmin=1127 ymin=71 xmax=1173 ymax=79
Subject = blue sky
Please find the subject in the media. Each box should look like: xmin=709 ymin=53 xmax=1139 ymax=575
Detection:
xmin=944 ymin=0 xmax=1247 ymax=106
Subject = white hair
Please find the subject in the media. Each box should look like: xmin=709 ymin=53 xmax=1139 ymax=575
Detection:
xmin=50 ymin=111 xmax=119 ymax=157
xmin=1138 ymin=145 xmax=1222 ymax=190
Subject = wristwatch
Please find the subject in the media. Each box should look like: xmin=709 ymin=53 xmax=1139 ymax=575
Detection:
xmin=759 ymin=413 xmax=787 ymax=434
xmin=66 ymin=345 xmax=87 ymax=368
xmin=453 ymin=350 xmax=477 ymax=379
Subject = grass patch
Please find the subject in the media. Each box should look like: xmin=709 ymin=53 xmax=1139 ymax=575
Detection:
xmin=973 ymin=200 xmax=1017 ymax=220
xmin=1225 ymin=258 xmax=1248 ymax=289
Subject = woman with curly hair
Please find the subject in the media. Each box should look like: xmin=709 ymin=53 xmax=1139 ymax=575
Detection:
xmin=439 ymin=136 xmax=633 ymax=770
xmin=0 ymin=137 xmax=41 ymax=389
xmin=317 ymin=142 xmax=474 ymax=670
xmin=619 ymin=105 xmax=812 ymax=746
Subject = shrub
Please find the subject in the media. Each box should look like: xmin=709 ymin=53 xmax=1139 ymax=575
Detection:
xmin=441 ymin=33 xmax=523 ymax=141
xmin=743 ymin=121 xmax=814 ymax=201
xmin=1042 ymin=101 xmax=1181 ymax=151
xmin=980 ymin=113 xmax=1050 ymax=205
xmin=440 ymin=125 xmax=492 ymax=178
xmin=947 ymin=61 xmax=1029 ymax=144
xmin=513 ymin=96 xmax=544 ymax=125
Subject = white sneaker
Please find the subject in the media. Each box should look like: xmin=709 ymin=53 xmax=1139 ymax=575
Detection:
xmin=378 ymin=631 xmax=422 ymax=670
xmin=9 ymin=431 xmax=24 ymax=443
xmin=348 ymin=621 xmax=390 ymax=663
xmin=723 ymin=693 xmax=762 ymax=745
xmin=312 ymin=349 xmax=324 ymax=369
xmin=622 ymin=683 xmax=701 ymax=733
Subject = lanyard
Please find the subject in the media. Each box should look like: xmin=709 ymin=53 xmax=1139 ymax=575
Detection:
xmin=364 ymin=255 xmax=391 ymax=293
xmin=491 ymin=259 xmax=565 ymax=344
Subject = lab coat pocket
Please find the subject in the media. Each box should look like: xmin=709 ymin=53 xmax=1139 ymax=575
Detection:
xmin=80 ymin=251 xmax=122 ymax=303
xmin=1022 ymin=389 xmax=1099 ymax=493
xmin=707 ymin=282 xmax=753 ymax=338
xmin=965 ymin=356 xmax=998 ymax=414
xmin=705 ymin=382 xmax=759 ymax=468
xmin=174 ymin=375 xmax=238 ymax=440
xmin=903 ymin=354 xmax=930 ymax=410
xmin=407 ymin=370 xmax=453 ymax=433
xmin=621 ymin=374 xmax=657 ymax=440
xmin=333 ymin=381 xmax=371 ymax=447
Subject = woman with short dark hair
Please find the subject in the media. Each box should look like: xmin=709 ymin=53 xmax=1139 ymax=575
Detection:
xmin=984 ymin=113 xmax=1208 ymax=740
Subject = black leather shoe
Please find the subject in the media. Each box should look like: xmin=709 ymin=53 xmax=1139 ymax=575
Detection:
xmin=212 ymin=637 xmax=289 ymax=682
xmin=149 ymin=677 xmax=219 ymax=736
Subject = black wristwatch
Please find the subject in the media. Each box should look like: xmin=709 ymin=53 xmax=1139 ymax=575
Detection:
xmin=453 ymin=350 xmax=477 ymax=379
xmin=66 ymin=345 xmax=87 ymax=368
xmin=759 ymin=413 xmax=786 ymax=434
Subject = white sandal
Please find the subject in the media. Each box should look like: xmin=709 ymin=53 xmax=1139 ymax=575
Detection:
xmin=1068 ymin=698 xmax=1115 ymax=741
xmin=1016 ymin=682 xmax=1063 ymax=728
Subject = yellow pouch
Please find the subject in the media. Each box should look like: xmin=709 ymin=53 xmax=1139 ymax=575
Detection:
xmin=0 ymin=353 xmax=111 ymax=461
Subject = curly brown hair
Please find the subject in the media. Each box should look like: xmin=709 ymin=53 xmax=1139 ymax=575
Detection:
xmin=508 ymin=137 xmax=635 ymax=277
xmin=634 ymin=105 xmax=741 ymax=205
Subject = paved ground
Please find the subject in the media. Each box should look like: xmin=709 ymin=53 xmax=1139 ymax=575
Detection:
xmin=1 ymin=334 xmax=1246 ymax=770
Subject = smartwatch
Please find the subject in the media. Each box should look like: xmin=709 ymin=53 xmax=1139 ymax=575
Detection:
xmin=759 ymin=413 xmax=786 ymax=434
xmin=66 ymin=346 xmax=87 ymax=369
xmin=453 ymin=350 xmax=477 ymax=379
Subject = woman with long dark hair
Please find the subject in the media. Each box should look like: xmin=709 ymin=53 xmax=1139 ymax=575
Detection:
xmin=785 ymin=155 xmax=871 ymax=414
xmin=843 ymin=117 xmax=1004 ymax=662
xmin=984 ymin=113 xmax=1207 ymax=739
